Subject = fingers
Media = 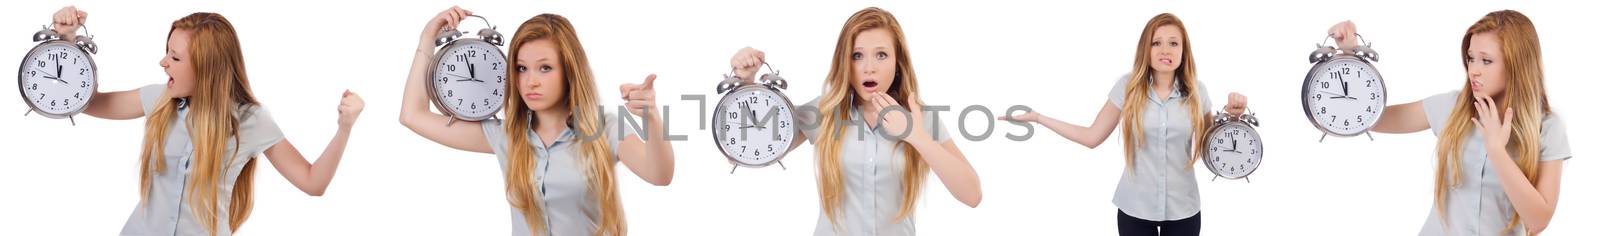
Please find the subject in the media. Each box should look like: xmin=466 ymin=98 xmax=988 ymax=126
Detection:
xmin=619 ymin=84 xmax=638 ymax=100
xmin=1502 ymin=107 xmax=1514 ymax=129
xmin=641 ymin=74 xmax=657 ymax=90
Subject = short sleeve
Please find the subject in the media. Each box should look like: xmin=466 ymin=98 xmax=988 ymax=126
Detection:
xmin=236 ymin=106 xmax=285 ymax=156
xmin=604 ymin=112 xmax=641 ymax=157
xmin=1421 ymin=91 xmax=1462 ymax=135
xmin=1193 ymin=79 xmax=1213 ymax=110
xmin=138 ymin=84 xmax=167 ymax=115
xmin=1539 ymin=113 xmax=1572 ymax=162
xmin=1107 ymin=75 xmax=1132 ymax=108
xmin=480 ymin=119 xmax=509 ymax=156
xmin=797 ymin=97 xmax=822 ymax=144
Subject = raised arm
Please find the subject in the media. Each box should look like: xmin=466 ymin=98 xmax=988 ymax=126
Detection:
xmin=51 ymin=6 xmax=142 ymax=120
xmin=615 ymin=75 xmax=676 ymax=186
xmin=999 ymin=101 xmax=1122 ymax=149
xmin=397 ymin=6 xmax=491 ymax=154
xmin=262 ymin=91 xmax=364 ymax=196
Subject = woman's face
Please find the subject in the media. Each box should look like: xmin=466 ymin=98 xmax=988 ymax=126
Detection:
xmin=850 ymin=28 xmax=897 ymax=103
xmin=515 ymin=39 xmax=566 ymax=112
xmin=160 ymin=29 xmax=196 ymax=98
xmin=1148 ymin=25 xmax=1184 ymax=73
xmin=1466 ymin=32 xmax=1507 ymax=99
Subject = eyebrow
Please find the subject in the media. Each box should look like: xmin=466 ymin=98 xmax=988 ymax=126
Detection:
xmin=853 ymin=46 xmax=889 ymax=50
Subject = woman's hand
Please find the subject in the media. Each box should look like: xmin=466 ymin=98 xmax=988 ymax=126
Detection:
xmin=420 ymin=6 xmax=472 ymax=48
xmin=620 ymin=74 xmax=659 ymax=117
xmin=1225 ymin=92 xmax=1248 ymax=117
xmin=871 ymin=92 xmax=928 ymax=142
xmin=1327 ymin=20 xmax=1359 ymax=52
xmin=730 ymin=47 xmax=765 ymax=83
xmin=52 ymin=6 xmax=88 ymax=40
xmin=997 ymin=111 xmax=1042 ymax=123
xmin=337 ymin=90 xmax=365 ymax=130
xmin=1472 ymin=95 xmax=1514 ymax=151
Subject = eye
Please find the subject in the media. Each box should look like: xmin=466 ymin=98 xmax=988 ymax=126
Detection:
xmin=876 ymin=52 xmax=888 ymax=60
xmin=515 ymin=65 xmax=528 ymax=72
xmin=1480 ymin=58 xmax=1493 ymax=65
xmin=851 ymin=52 xmax=862 ymax=60
xmin=1149 ymin=41 xmax=1160 ymax=47
xmin=1168 ymin=41 xmax=1180 ymax=47
xmin=539 ymin=65 xmax=553 ymax=72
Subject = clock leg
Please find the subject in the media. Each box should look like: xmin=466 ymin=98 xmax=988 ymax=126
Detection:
xmin=23 ymin=109 xmax=32 ymax=116
xmin=777 ymin=160 xmax=787 ymax=170
xmin=1245 ymin=176 xmax=1251 ymax=183
xmin=444 ymin=115 xmax=458 ymax=126
xmin=729 ymin=165 xmax=738 ymax=174
xmin=1318 ymin=133 xmax=1328 ymax=142
xmin=1211 ymin=175 xmax=1218 ymax=182
xmin=1365 ymin=132 xmax=1374 ymax=141
xmin=69 ymin=115 xmax=76 ymax=126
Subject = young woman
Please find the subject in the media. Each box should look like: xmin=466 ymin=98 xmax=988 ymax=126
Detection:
xmin=727 ymin=7 xmax=982 ymax=236
xmin=48 ymin=6 xmax=366 ymax=236
xmin=1326 ymin=10 xmax=1569 ymax=235
xmin=398 ymin=7 xmax=676 ymax=236
xmin=998 ymin=13 xmax=1248 ymax=236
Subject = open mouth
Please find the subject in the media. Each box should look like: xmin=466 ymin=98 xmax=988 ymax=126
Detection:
xmin=862 ymin=81 xmax=880 ymax=91
xmin=167 ymin=77 xmax=175 ymax=88
xmin=1470 ymin=80 xmax=1482 ymax=91
xmin=1159 ymin=58 xmax=1173 ymax=65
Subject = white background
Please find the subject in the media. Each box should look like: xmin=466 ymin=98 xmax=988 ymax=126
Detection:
xmin=2 ymin=0 xmax=1593 ymax=235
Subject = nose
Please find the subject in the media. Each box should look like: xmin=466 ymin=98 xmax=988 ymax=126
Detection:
xmin=159 ymin=57 xmax=169 ymax=68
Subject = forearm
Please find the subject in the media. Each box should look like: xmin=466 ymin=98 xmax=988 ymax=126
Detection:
xmin=1035 ymin=115 xmax=1108 ymax=148
xmin=907 ymin=137 xmax=981 ymax=207
xmin=399 ymin=43 xmax=436 ymax=127
xmin=1486 ymin=147 xmax=1555 ymax=232
xmin=640 ymin=115 xmax=675 ymax=184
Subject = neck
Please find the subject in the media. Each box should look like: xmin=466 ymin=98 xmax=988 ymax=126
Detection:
xmin=533 ymin=106 xmax=572 ymax=133
xmin=1153 ymin=70 xmax=1176 ymax=88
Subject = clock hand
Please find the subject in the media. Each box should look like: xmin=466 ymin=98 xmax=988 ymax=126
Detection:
xmin=468 ymin=63 xmax=476 ymax=79
xmin=442 ymin=73 xmax=486 ymax=82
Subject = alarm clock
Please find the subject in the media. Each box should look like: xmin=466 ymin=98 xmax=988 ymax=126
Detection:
xmin=712 ymin=62 xmax=796 ymax=173
xmin=1203 ymin=110 xmax=1263 ymax=182
xmin=428 ymin=15 xmax=507 ymax=125
xmin=19 ymin=24 xmax=98 ymax=125
xmin=1302 ymin=34 xmax=1384 ymax=142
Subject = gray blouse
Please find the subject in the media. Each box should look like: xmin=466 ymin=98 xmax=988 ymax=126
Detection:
xmin=480 ymin=113 xmax=636 ymax=236
xmin=797 ymin=97 xmax=953 ymax=236
xmin=120 ymin=84 xmax=284 ymax=236
xmin=1418 ymin=91 xmax=1571 ymax=236
xmin=1106 ymin=74 xmax=1213 ymax=221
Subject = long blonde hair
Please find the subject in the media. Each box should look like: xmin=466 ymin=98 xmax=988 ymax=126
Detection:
xmin=1120 ymin=13 xmax=1207 ymax=170
xmin=501 ymin=14 xmax=624 ymax=236
xmin=815 ymin=7 xmax=929 ymax=226
xmin=138 ymin=13 xmax=260 ymax=235
xmin=1434 ymin=10 xmax=1549 ymax=232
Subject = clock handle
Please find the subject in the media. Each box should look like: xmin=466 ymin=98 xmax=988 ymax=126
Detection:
xmin=465 ymin=15 xmax=504 ymax=46
xmin=73 ymin=24 xmax=97 ymax=54
xmin=716 ymin=75 xmax=740 ymax=94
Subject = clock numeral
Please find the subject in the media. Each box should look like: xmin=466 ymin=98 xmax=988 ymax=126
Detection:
xmin=28 ymin=70 xmax=36 ymax=77
xmin=1366 ymin=106 xmax=1374 ymax=113
xmin=1370 ymin=92 xmax=1377 ymax=100
xmin=492 ymin=89 xmax=500 ymax=96
xmin=30 ymin=83 xmax=39 ymax=91
xmin=80 ymin=80 xmax=88 ymax=88
xmin=447 ymin=90 xmax=454 ymax=97
xmin=1318 ymin=107 xmax=1326 ymax=114
xmin=1313 ymin=93 xmax=1321 ymax=101
xmin=468 ymin=50 xmax=478 ymax=58
xmin=455 ymin=54 xmax=468 ymax=62
xmin=484 ymin=98 xmax=492 ymax=106
xmin=1320 ymin=81 xmax=1330 ymax=89
xmin=492 ymin=62 xmax=501 ymax=70
xmin=1366 ymin=79 xmax=1374 ymax=87
xmin=37 ymin=60 xmax=46 ymax=68
xmin=447 ymin=64 xmax=457 ymax=72
xmin=497 ymin=75 xmax=504 ymax=83
xmin=458 ymin=98 xmax=463 ymax=106
xmin=1356 ymin=115 xmax=1364 ymax=124
xmin=80 ymin=68 xmax=88 ymax=75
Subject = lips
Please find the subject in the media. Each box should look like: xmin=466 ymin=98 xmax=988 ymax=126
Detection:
xmin=1470 ymin=80 xmax=1482 ymax=91
xmin=523 ymin=92 xmax=543 ymax=100
xmin=1159 ymin=58 xmax=1174 ymax=65
xmin=861 ymin=81 xmax=879 ymax=92
xmin=167 ymin=77 xmax=174 ymax=88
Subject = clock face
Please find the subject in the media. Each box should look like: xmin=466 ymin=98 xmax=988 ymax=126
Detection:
xmin=1205 ymin=123 xmax=1262 ymax=179
xmin=712 ymin=87 xmax=796 ymax=166
xmin=431 ymin=40 xmax=507 ymax=121
xmin=1303 ymin=57 xmax=1385 ymax=136
xmin=19 ymin=43 xmax=96 ymax=117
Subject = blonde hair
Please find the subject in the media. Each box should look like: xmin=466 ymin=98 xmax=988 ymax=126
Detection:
xmin=502 ymin=14 xmax=624 ymax=236
xmin=814 ymin=7 xmax=929 ymax=226
xmin=1434 ymin=10 xmax=1549 ymax=232
xmin=1120 ymin=13 xmax=1207 ymax=171
xmin=138 ymin=12 xmax=260 ymax=235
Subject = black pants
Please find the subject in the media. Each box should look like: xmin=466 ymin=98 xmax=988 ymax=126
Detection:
xmin=1117 ymin=210 xmax=1201 ymax=236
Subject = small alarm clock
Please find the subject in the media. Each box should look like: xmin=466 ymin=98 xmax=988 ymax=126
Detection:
xmin=428 ymin=15 xmax=507 ymax=125
xmin=1302 ymin=34 xmax=1385 ymax=142
xmin=1203 ymin=110 xmax=1263 ymax=182
xmin=712 ymin=62 xmax=796 ymax=173
xmin=19 ymin=24 xmax=98 ymax=125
